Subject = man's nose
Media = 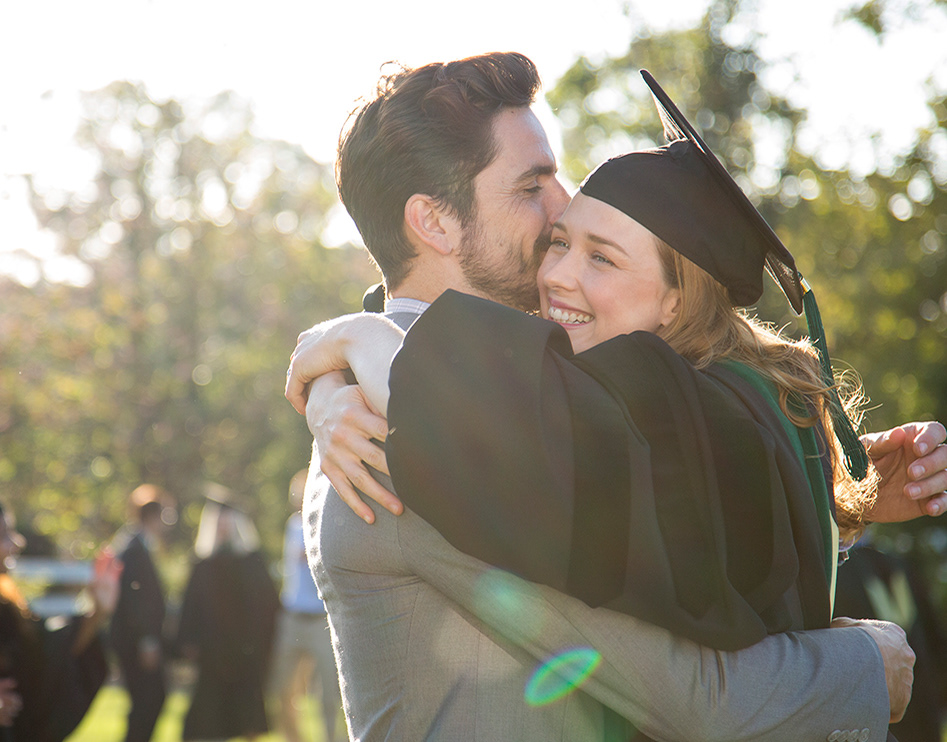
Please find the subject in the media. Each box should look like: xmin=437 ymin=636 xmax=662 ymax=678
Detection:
xmin=546 ymin=179 xmax=571 ymax=223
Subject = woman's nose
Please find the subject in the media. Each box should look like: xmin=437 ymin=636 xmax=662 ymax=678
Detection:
xmin=543 ymin=252 xmax=579 ymax=291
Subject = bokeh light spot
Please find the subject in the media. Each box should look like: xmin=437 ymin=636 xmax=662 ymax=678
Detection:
xmin=192 ymin=364 xmax=213 ymax=386
xmin=90 ymin=456 xmax=113 ymax=479
xmin=473 ymin=569 xmax=544 ymax=642
xmin=524 ymin=647 xmax=602 ymax=706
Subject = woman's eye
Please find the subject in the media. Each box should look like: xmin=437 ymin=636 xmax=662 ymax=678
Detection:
xmin=592 ymin=253 xmax=615 ymax=267
xmin=549 ymin=238 xmax=569 ymax=250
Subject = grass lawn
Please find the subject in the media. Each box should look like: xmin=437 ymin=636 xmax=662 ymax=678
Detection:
xmin=66 ymin=683 xmax=333 ymax=742
xmin=68 ymin=683 xmax=947 ymax=742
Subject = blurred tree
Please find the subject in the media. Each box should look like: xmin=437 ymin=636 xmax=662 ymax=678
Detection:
xmin=547 ymin=0 xmax=946 ymax=600
xmin=0 ymin=82 xmax=379 ymax=572
xmin=842 ymin=0 xmax=947 ymax=37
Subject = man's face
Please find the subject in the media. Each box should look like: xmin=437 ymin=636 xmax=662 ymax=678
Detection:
xmin=457 ymin=107 xmax=570 ymax=312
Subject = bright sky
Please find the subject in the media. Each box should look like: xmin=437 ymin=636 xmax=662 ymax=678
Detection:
xmin=2 ymin=0 xmax=945 ymax=285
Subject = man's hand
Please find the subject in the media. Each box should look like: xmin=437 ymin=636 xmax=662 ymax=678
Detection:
xmin=862 ymin=421 xmax=947 ymax=522
xmin=137 ymin=633 xmax=163 ymax=672
xmin=89 ymin=547 xmax=123 ymax=619
xmin=307 ymin=372 xmax=402 ymax=524
xmin=831 ymin=617 xmax=915 ymax=723
xmin=139 ymin=644 xmax=161 ymax=672
xmin=0 ymin=678 xmax=22 ymax=727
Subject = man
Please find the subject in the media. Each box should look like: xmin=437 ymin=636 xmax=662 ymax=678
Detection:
xmin=288 ymin=52 xmax=947 ymax=740
xmin=110 ymin=484 xmax=171 ymax=742
xmin=268 ymin=469 xmax=343 ymax=742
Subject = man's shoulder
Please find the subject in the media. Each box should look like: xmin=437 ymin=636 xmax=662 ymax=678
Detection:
xmin=306 ymin=482 xmax=407 ymax=575
xmin=118 ymin=532 xmax=146 ymax=560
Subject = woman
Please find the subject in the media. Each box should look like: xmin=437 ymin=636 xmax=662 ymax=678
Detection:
xmin=0 ymin=501 xmax=119 ymax=742
xmin=287 ymin=72 xmax=876 ymax=650
xmin=175 ymin=485 xmax=279 ymax=742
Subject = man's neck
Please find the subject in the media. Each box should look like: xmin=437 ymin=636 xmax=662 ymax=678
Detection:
xmin=389 ymin=283 xmax=447 ymax=305
xmin=390 ymin=253 xmax=474 ymax=305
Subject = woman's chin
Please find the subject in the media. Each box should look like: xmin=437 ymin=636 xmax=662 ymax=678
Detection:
xmin=564 ymin=326 xmax=594 ymax=353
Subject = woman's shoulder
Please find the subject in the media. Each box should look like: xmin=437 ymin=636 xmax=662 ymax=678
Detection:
xmin=709 ymin=359 xmax=780 ymax=402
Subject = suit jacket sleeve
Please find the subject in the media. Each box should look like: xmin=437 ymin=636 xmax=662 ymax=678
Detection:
xmin=116 ymin=537 xmax=164 ymax=645
xmin=394 ymin=506 xmax=890 ymax=742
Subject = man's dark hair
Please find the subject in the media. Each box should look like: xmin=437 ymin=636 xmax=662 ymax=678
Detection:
xmin=337 ymin=52 xmax=541 ymax=288
xmin=139 ymin=499 xmax=163 ymax=525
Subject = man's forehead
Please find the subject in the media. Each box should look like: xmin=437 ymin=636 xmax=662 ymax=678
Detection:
xmin=488 ymin=107 xmax=556 ymax=177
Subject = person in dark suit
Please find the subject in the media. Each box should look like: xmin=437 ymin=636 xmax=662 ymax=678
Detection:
xmin=110 ymin=485 xmax=171 ymax=742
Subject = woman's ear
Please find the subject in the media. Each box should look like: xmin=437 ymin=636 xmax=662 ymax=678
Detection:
xmin=404 ymin=194 xmax=460 ymax=256
xmin=659 ymin=288 xmax=682 ymax=329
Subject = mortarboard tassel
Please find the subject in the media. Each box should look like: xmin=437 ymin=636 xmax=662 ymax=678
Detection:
xmin=801 ymin=278 xmax=869 ymax=480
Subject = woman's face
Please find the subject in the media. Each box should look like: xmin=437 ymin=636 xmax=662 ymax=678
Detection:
xmin=538 ymin=193 xmax=681 ymax=353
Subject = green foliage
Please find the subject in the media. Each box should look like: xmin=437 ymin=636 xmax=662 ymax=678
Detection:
xmin=842 ymin=0 xmax=947 ymax=37
xmin=1 ymin=82 xmax=379 ymax=564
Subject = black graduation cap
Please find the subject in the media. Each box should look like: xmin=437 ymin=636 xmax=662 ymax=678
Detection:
xmin=580 ymin=70 xmax=868 ymax=479
xmin=580 ymin=71 xmax=804 ymax=313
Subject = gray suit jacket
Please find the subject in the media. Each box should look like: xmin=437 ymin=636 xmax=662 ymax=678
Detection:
xmin=306 ymin=305 xmax=891 ymax=741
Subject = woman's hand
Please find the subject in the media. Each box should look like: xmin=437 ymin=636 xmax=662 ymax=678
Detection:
xmin=307 ymin=372 xmax=403 ymax=524
xmin=286 ymin=313 xmax=405 ymax=417
xmin=862 ymin=421 xmax=947 ymax=522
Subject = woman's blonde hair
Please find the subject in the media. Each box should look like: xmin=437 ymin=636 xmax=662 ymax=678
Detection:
xmin=654 ymin=241 xmax=876 ymax=536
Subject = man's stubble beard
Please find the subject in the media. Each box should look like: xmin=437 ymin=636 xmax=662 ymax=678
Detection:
xmin=457 ymin=217 xmax=548 ymax=313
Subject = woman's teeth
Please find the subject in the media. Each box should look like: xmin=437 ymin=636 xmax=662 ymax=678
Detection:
xmin=548 ymin=306 xmax=593 ymax=325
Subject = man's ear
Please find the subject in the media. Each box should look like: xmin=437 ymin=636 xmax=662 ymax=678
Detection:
xmin=404 ymin=194 xmax=460 ymax=256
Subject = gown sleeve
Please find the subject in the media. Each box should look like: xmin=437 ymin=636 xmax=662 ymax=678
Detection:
xmin=387 ymin=290 xmax=830 ymax=650
xmin=41 ymin=616 xmax=109 ymax=742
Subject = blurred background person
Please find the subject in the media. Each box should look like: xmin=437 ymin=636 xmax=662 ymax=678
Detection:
xmin=0 ymin=500 xmax=121 ymax=742
xmin=176 ymin=484 xmax=279 ymax=742
xmin=268 ymin=469 xmax=342 ymax=742
xmin=110 ymin=484 xmax=174 ymax=742
xmin=835 ymin=536 xmax=947 ymax=741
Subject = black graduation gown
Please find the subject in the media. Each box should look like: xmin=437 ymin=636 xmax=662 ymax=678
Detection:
xmin=175 ymin=549 xmax=279 ymax=741
xmin=386 ymin=291 xmax=832 ymax=652
xmin=0 ymin=590 xmax=108 ymax=742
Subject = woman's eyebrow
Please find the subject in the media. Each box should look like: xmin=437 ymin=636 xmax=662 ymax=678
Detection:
xmin=585 ymin=231 xmax=625 ymax=252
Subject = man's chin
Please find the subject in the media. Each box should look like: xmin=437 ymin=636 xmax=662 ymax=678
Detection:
xmin=508 ymin=288 xmax=540 ymax=314
xmin=514 ymin=289 xmax=541 ymax=313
